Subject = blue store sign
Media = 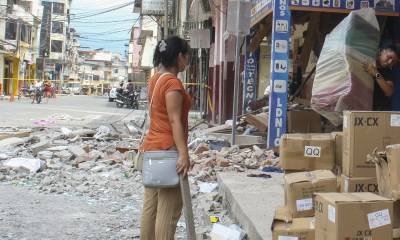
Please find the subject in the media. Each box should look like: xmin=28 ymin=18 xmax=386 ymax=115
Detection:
xmin=289 ymin=0 xmax=399 ymax=12
xmin=268 ymin=0 xmax=291 ymax=148
xmin=243 ymin=37 xmax=259 ymax=113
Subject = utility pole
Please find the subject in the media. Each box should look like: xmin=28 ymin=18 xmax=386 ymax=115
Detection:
xmin=164 ymin=0 xmax=168 ymax=38
xmin=231 ymin=0 xmax=241 ymax=145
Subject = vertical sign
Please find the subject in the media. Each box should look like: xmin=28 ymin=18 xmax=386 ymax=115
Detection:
xmin=243 ymin=36 xmax=259 ymax=113
xmin=267 ymin=0 xmax=291 ymax=148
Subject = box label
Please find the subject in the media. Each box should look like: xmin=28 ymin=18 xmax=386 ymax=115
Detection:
xmin=368 ymin=209 xmax=391 ymax=229
xmin=304 ymin=146 xmax=321 ymax=158
xmin=278 ymin=236 xmax=298 ymax=240
xmin=328 ymin=204 xmax=336 ymax=223
xmin=296 ymin=198 xmax=313 ymax=211
xmin=391 ymin=114 xmax=400 ymax=127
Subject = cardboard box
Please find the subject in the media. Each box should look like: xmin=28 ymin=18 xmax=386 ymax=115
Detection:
xmin=394 ymin=200 xmax=400 ymax=229
xmin=315 ymin=192 xmax=393 ymax=240
xmin=343 ymin=111 xmax=400 ymax=177
xmin=387 ymin=144 xmax=400 ymax=198
xmin=288 ymin=109 xmax=322 ymax=134
xmin=285 ymin=170 xmax=337 ymax=218
xmin=339 ymin=175 xmax=378 ymax=193
xmin=280 ymin=133 xmax=335 ymax=171
xmin=271 ymin=206 xmax=315 ymax=240
xmin=371 ymin=145 xmax=400 ymax=200
xmin=331 ymin=132 xmax=343 ymax=170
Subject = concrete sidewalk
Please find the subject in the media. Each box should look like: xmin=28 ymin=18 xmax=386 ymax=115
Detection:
xmin=217 ymin=171 xmax=284 ymax=240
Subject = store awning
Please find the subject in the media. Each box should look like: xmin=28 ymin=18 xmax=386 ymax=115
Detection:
xmin=251 ymin=0 xmax=272 ymax=27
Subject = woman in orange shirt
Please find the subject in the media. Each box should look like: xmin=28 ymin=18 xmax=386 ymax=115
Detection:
xmin=140 ymin=36 xmax=192 ymax=240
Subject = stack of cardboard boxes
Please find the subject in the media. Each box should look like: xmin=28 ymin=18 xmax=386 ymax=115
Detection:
xmin=272 ymin=111 xmax=400 ymax=239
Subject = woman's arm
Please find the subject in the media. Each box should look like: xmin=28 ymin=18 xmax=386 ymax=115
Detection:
xmin=165 ymin=91 xmax=190 ymax=176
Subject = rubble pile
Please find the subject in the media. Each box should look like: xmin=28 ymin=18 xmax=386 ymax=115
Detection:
xmin=190 ymin=144 xmax=279 ymax=182
xmin=0 ymin=124 xmax=250 ymax=239
xmin=0 ymin=126 xmax=142 ymax=200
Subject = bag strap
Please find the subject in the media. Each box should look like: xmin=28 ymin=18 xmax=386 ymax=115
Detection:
xmin=149 ymin=72 xmax=173 ymax=119
xmin=138 ymin=72 xmax=173 ymax=147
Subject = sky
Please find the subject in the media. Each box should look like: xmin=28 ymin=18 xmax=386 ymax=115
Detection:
xmin=70 ymin=0 xmax=139 ymax=55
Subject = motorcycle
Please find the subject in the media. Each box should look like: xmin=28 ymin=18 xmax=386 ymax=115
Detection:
xmin=115 ymin=89 xmax=139 ymax=109
xmin=31 ymin=87 xmax=43 ymax=104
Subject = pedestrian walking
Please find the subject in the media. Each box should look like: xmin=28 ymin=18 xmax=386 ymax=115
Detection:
xmin=139 ymin=36 xmax=192 ymax=240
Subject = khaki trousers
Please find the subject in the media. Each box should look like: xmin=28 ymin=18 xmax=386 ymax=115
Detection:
xmin=140 ymin=186 xmax=183 ymax=240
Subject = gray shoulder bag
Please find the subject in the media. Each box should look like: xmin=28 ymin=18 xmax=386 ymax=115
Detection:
xmin=142 ymin=73 xmax=180 ymax=188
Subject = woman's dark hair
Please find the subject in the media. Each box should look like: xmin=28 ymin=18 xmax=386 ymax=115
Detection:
xmin=153 ymin=36 xmax=190 ymax=68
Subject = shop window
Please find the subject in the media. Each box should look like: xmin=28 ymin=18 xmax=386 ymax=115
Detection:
xmin=52 ymin=22 xmax=63 ymax=34
xmin=5 ymin=21 xmax=16 ymax=40
xmin=20 ymin=24 xmax=32 ymax=44
xmin=52 ymin=3 xmax=64 ymax=15
xmin=51 ymin=40 xmax=63 ymax=53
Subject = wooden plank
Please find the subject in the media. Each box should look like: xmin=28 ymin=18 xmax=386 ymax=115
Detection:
xmin=243 ymin=113 xmax=269 ymax=132
xmin=180 ymin=176 xmax=196 ymax=240
xmin=206 ymin=133 xmax=265 ymax=146
xmin=300 ymin=13 xmax=320 ymax=75
xmin=249 ymin=14 xmax=273 ymax=53
xmin=200 ymin=124 xmax=231 ymax=134
xmin=0 ymin=131 xmax=31 ymax=140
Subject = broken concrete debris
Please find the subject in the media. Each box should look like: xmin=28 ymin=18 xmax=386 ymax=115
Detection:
xmin=3 ymin=157 xmax=44 ymax=173
xmin=0 ymin=119 xmax=279 ymax=239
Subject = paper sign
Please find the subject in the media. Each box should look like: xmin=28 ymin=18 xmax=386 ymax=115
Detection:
xmin=368 ymin=209 xmax=391 ymax=229
xmin=278 ymin=236 xmax=298 ymax=240
xmin=304 ymin=146 xmax=321 ymax=158
xmin=391 ymin=114 xmax=400 ymax=127
xmin=328 ymin=204 xmax=336 ymax=223
xmin=296 ymin=198 xmax=313 ymax=211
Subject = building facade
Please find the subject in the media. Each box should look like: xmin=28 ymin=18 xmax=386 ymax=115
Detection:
xmin=78 ymin=49 xmax=127 ymax=95
xmin=38 ymin=0 xmax=72 ymax=89
xmin=1 ymin=0 xmax=43 ymax=97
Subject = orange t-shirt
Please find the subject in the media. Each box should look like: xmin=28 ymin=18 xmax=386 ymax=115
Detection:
xmin=141 ymin=72 xmax=191 ymax=151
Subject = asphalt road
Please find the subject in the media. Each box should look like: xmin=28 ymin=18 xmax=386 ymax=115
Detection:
xmin=0 ymin=95 xmax=144 ymax=128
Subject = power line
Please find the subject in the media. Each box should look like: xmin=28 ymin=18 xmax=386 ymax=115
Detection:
xmin=72 ymin=18 xmax=139 ymax=24
xmin=71 ymin=1 xmax=135 ymax=20
xmin=71 ymin=1 xmax=135 ymax=17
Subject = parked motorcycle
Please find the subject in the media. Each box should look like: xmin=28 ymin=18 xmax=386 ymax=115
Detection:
xmin=115 ymin=89 xmax=139 ymax=109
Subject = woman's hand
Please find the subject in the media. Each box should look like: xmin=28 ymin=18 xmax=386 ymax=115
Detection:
xmin=176 ymin=153 xmax=191 ymax=177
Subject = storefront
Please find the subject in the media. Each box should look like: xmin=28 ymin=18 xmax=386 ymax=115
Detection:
xmin=267 ymin=0 xmax=400 ymax=148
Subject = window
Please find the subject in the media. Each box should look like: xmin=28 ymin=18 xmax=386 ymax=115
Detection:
xmin=92 ymin=66 xmax=98 ymax=71
xmin=114 ymin=69 xmax=118 ymax=74
xmin=93 ymin=75 xmax=100 ymax=81
xmin=51 ymin=40 xmax=63 ymax=53
xmin=52 ymin=3 xmax=64 ymax=15
xmin=52 ymin=22 xmax=63 ymax=34
xmin=20 ymin=24 xmax=32 ymax=43
xmin=5 ymin=21 xmax=16 ymax=40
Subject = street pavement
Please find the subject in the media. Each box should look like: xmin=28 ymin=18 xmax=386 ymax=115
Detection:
xmin=0 ymin=95 xmax=144 ymax=128
xmin=0 ymin=95 xmax=147 ymax=240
